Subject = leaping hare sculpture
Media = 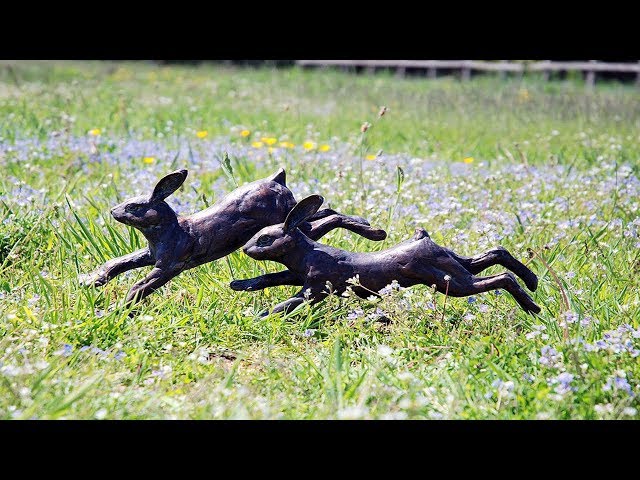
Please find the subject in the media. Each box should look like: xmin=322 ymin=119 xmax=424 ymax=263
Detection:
xmin=80 ymin=170 xmax=387 ymax=307
xmin=232 ymin=195 xmax=541 ymax=316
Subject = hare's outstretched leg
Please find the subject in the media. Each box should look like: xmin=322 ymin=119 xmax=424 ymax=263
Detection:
xmin=444 ymin=246 xmax=538 ymax=291
xmin=445 ymin=272 xmax=541 ymax=314
xmin=125 ymin=265 xmax=182 ymax=307
xmin=79 ymin=248 xmax=154 ymax=287
xmin=230 ymin=270 xmax=303 ymax=291
xmin=304 ymin=214 xmax=387 ymax=241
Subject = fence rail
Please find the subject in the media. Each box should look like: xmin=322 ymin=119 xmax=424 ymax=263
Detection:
xmin=296 ymin=60 xmax=640 ymax=86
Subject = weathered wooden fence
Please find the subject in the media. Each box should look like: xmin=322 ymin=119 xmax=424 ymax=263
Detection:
xmin=296 ymin=60 xmax=640 ymax=87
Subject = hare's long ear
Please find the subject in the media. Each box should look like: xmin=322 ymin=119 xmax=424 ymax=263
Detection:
xmin=150 ymin=169 xmax=188 ymax=202
xmin=270 ymin=167 xmax=286 ymax=186
xmin=284 ymin=195 xmax=324 ymax=233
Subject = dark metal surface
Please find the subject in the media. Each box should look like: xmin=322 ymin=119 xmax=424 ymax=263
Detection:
xmin=234 ymin=194 xmax=541 ymax=316
xmin=79 ymin=169 xmax=386 ymax=307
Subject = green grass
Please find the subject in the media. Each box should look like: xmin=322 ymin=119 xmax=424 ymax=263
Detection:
xmin=1 ymin=60 xmax=639 ymax=419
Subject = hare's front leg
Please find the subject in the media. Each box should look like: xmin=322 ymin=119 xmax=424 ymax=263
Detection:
xmin=125 ymin=264 xmax=183 ymax=307
xmin=230 ymin=270 xmax=303 ymax=291
xmin=262 ymin=290 xmax=310 ymax=317
xmin=79 ymin=247 xmax=154 ymax=287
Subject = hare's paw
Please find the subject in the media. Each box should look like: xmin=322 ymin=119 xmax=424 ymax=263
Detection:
xmin=364 ymin=228 xmax=387 ymax=241
xmin=78 ymin=270 xmax=109 ymax=288
xmin=230 ymin=278 xmax=258 ymax=291
xmin=350 ymin=215 xmax=371 ymax=226
xmin=522 ymin=270 xmax=539 ymax=292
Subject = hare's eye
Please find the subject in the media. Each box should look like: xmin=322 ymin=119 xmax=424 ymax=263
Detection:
xmin=257 ymin=235 xmax=273 ymax=247
xmin=125 ymin=204 xmax=138 ymax=213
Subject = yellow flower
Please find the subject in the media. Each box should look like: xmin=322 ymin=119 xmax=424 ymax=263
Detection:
xmin=88 ymin=128 xmax=101 ymax=136
xmin=279 ymin=141 xmax=295 ymax=149
xmin=261 ymin=137 xmax=277 ymax=146
xmin=365 ymin=154 xmax=377 ymax=160
xmin=111 ymin=67 xmax=132 ymax=81
xmin=303 ymin=141 xmax=317 ymax=151
xmin=252 ymin=141 xmax=264 ymax=148
xmin=319 ymin=144 xmax=331 ymax=152
xmin=463 ymin=157 xmax=474 ymax=164
xmin=268 ymin=147 xmax=275 ymax=154
xmin=518 ymin=88 xmax=530 ymax=102
xmin=196 ymin=130 xmax=208 ymax=139
xmin=143 ymin=157 xmax=155 ymax=164
xmin=240 ymin=129 xmax=251 ymax=137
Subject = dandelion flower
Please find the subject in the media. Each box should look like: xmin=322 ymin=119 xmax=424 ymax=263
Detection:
xmin=196 ymin=130 xmax=208 ymax=139
xmin=252 ymin=141 xmax=264 ymax=148
xmin=365 ymin=154 xmax=377 ymax=160
xmin=463 ymin=157 xmax=474 ymax=164
xmin=279 ymin=141 xmax=295 ymax=149
xmin=319 ymin=144 xmax=331 ymax=152
xmin=88 ymin=128 xmax=101 ymax=136
xmin=240 ymin=129 xmax=251 ymax=137
xmin=261 ymin=137 xmax=277 ymax=146
xmin=303 ymin=141 xmax=317 ymax=150
xmin=143 ymin=157 xmax=155 ymax=164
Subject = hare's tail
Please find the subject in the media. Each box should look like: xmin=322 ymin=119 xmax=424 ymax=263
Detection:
xmin=413 ymin=227 xmax=430 ymax=240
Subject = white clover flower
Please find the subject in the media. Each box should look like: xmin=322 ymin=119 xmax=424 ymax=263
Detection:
xmin=336 ymin=406 xmax=368 ymax=419
xmin=376 ymin=344 xmax=393 ymax=357
xmin=594 ymin=403 xmax=613 ymax=415
xmin=346 ymin=274 xmax=360 ymax=285
xmin=380 ymin=412 xmax=408 ymax=420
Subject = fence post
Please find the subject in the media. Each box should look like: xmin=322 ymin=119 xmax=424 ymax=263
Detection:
xmin=540 ymin=61 xmax=550 ymax=81
xmin=461 ymin=61 xmax=471 ymax=81
xmin=499 ymin=61 xmax=507 ymax=80
xmin=585 ymin=60 xmax=596 ymax=88
xmin=637 ymin=61 xmax=640 ymax=86
xmin=396 ymin=66 xmax=406 ymax=78
xmin=428 ymin=67 xmax=437 ymax=79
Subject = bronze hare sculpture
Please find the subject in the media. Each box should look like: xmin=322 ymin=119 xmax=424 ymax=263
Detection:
xmin=79 ymin=169 xmax=386 ymax=307
xmin=233 ymin=195 xmax=541 ymax=316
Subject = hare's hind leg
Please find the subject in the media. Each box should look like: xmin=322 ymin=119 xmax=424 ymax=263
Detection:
xmin=444 ymin=246 xmax=538 ymax=292
xmin=79 ymin=247 xmax=154 ymax=287
xmin=446 ymin=272 xmax=541 ymax=315
xmin=406 ymin=258 xmax=540 ymax=314
xmin=304 ymin=214 xmax=387 ymax=241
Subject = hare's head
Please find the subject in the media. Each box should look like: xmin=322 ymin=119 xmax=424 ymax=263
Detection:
xmin=243 ymin=194 xmax=324 ymax=261
xmin=110 ymin=169 xmax=188 ymax=230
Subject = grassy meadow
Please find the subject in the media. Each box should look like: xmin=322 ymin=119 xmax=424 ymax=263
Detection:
xmin=1 ymin=61 xmax=639 ymax=419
